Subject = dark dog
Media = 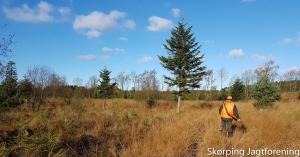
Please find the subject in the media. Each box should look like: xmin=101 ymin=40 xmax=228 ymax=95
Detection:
xmin=232 ymin=121 xmax=247 ymax=133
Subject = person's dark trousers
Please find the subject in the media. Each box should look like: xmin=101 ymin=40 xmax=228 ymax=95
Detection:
xmin=221 ymin=118 xmax=233 ymax=137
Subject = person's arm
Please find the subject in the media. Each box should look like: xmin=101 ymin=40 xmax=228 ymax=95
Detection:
xmin=233 ymin=104 xmax=240 ymax=120
xmin=219 ymin=104 xmax=223 ymax=115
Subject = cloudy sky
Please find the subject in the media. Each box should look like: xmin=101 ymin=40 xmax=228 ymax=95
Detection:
xmin=0 ymin=0 xmax=300 ymax=88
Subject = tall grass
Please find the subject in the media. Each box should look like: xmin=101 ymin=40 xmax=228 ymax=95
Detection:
xmin=1 ymin=98 xmax=300 ymax=156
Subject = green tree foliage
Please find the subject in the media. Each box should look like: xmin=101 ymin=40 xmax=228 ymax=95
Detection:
xmin=0 ymin=61 xmax=20 ymax=109
xmin=95 ymin=68 xmax=116 ymax=101
xmin=18 ymin=79 xmax=33 ymax=103
xmin=252 ymin=75 xmax=280 ymax=108
xmin=218 ymin=88 xmax=229 ymax=101
xmin=158 ymin=19 xmax=206 ymax=113
xmin=230 ymin=78 xmax=245 ymax=101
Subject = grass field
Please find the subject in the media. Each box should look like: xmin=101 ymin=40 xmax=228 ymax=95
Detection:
xmin=1 ymin=98 xmax=300 ymax=156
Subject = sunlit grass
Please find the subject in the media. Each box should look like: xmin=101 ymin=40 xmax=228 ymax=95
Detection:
xmin=1 ymin=98 xmax=300 ymax=156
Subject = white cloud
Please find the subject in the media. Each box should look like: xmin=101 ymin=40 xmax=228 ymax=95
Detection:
xmin=77 ymin=54 xmax=97 ymax=61
xmin=228 ymin=49 xmax=244 ymax=58
xmin=140 ymin=56 xmax=153 ymax=63
xmin=119 ymin=37 xmax=128 ymax=41
xmin=171 ymin=8 xmax=181 ymax=17
xmin=38 ymin=1 xmax=53 ymax=13
xmin=101 ymin=47 xmax=124 ymax=53
xmin=241 ymin=0 xmax=256 ymax=2
xmin=123 ymin=19 xmax=136 ymax=29
xmin=147 ymin=16 xmax=172 ymax=32
xmin=3 ymin=1 xmax=70 ymax=23
xmin=73 ymin=10 xmax=133 ymax=38
xmin=73 ymin=10 xmax=125 ymax=30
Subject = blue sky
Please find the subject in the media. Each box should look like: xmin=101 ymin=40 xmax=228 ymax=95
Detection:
xmin=0 ymin=0 xmax=300 ymax=88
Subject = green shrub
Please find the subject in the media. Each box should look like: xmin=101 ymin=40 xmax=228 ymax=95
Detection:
xmin=252 ymin=75 xmax=280 ymax=109
xmin=21 ymin=130 xmax=65 ymax=156
xmin=230 ymin=78 xmax=245 ymax=101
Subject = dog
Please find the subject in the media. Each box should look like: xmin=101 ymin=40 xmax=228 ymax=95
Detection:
xmin=232 ymin=121 xmax=247 ymax=133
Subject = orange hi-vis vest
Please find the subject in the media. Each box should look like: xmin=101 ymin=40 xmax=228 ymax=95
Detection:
xmin=220 ymin=101 xmax=235 ymax=119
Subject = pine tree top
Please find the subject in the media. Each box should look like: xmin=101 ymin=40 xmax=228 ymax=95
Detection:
xmin=100 ymin=67 xmax=111 ymax=83
xmin=96 ymin=67 xmax=116 ymax=99
xmin=159 ymin=19 xmax=206 ymax=95
xmin=5 ymin=61 xmax=17 ymax=81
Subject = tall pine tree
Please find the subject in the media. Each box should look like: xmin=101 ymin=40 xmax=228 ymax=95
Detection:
xmin=159 ymin=20 xmax=206 ymax=113
xmin=95 ymin=67 xmax=116 ymax=108
xmin=0 ymin=61 xmax=20 ymax=109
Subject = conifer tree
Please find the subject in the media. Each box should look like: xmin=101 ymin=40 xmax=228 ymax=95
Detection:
xmin=95 ymin=67 xmax=116 ymax=108
xmin=252 ymin=75 xmax=280 ymax=108
xmin=159 ymin=19 xmax=206 ymax=113
xmin=0 ymin=61 xmax=20 ymax=109
xmin=230 ymin=78 xmax=245 ymax=101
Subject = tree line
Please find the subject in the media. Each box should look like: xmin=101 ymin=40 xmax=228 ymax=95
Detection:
xmin=1 ymin=20 xmax=300 ymax=112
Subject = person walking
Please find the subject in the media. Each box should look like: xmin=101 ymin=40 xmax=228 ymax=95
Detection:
xmin=219 ymin=96 xmax=241 ymax=137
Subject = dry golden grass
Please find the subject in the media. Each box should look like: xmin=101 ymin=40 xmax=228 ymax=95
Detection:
xmin=281 ymin=92 xmax=300 ymax=101
xmin=1 ymin=98 xmax=300 ymax=156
